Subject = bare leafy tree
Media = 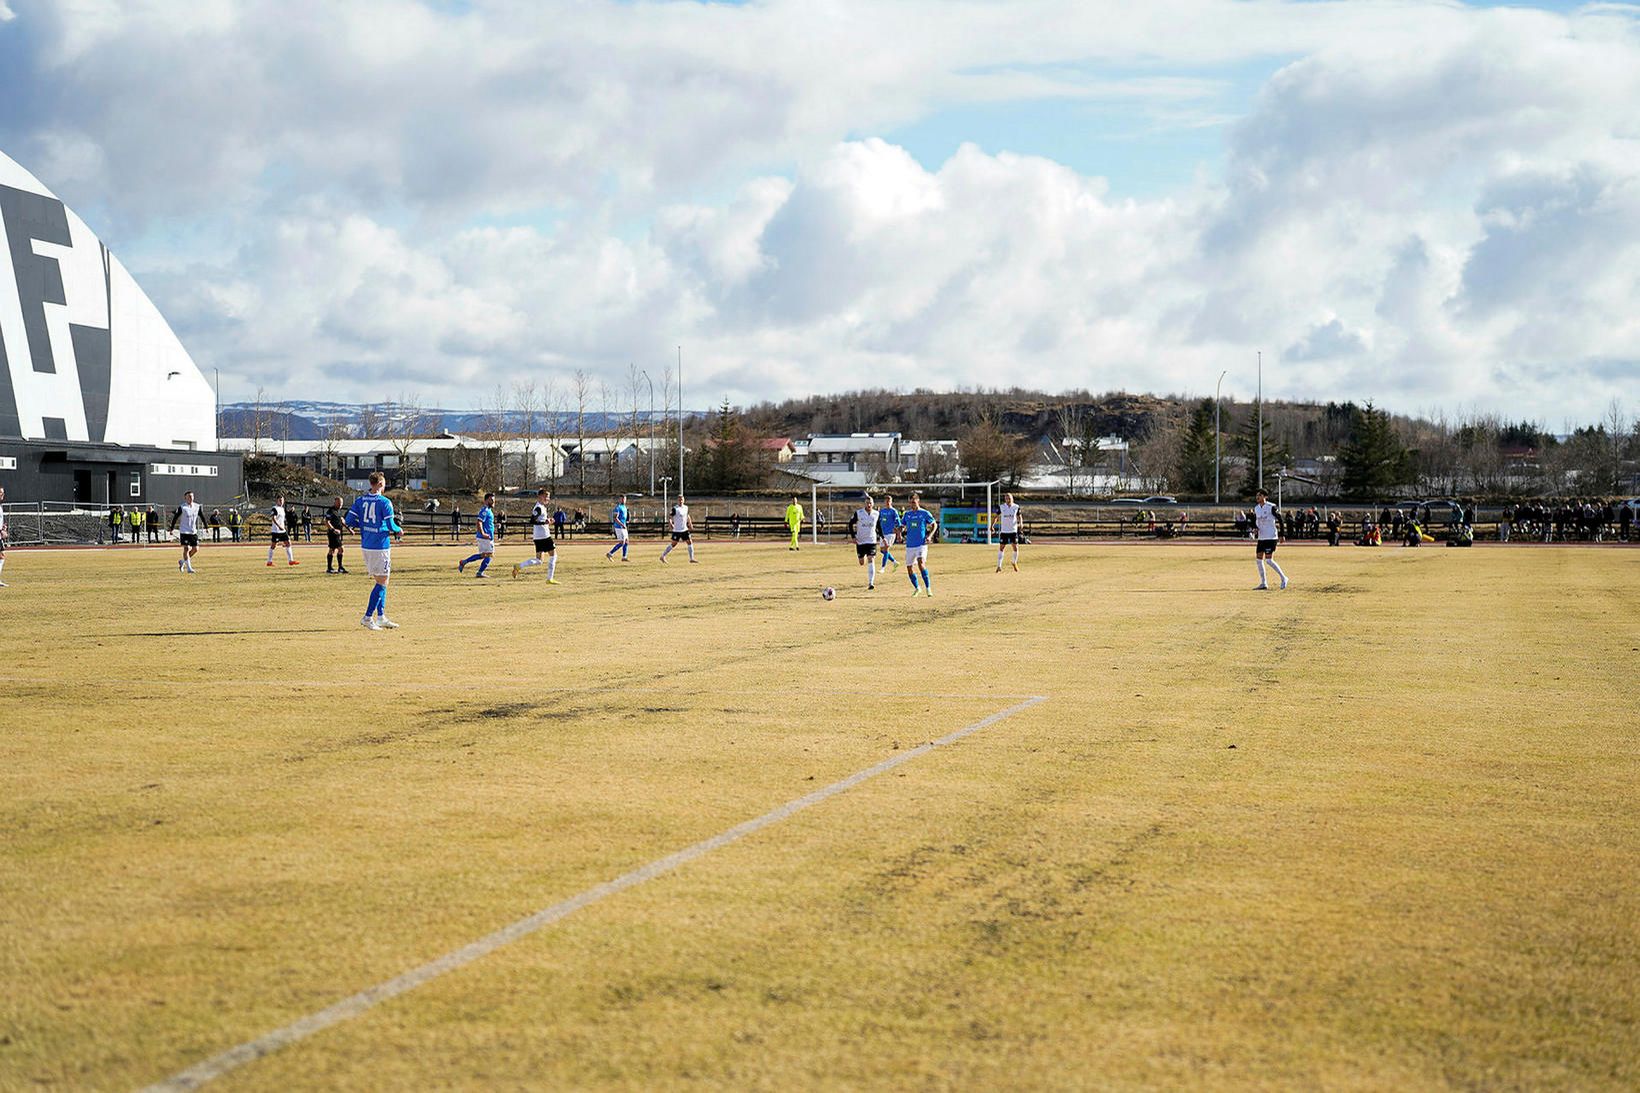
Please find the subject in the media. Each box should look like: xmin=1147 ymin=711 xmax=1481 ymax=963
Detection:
xmin=383 ymin=392 xmax=431 ymax=490
xmin=512 ymin=378 xmax=543 ymax=490
xmin=572 ymin=369 xmax=591 ymax=495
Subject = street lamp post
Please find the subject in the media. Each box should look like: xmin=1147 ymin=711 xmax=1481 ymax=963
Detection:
xmin=641 ymin=369 xmax=655 ymax=495
xmin=1215 ymin=369 xmax=1226 ymax=505
xmin=660 ymin=474 xmax=672 ymax=520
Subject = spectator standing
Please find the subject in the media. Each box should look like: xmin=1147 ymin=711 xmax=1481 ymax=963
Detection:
xmin=301 ymin=507 xmax=314 ymax=542
xmin=109 ymin=506 xmax=122 ymax=542
xmin=553 ymin=507 xmax=568 ymax=539
xmin=146 ymin=505 xmax=160 ymax=542
xmin=227 ymin=508 xmax=242 ymax=541
xmin=209 ymin=509 xmax=223 ymax=542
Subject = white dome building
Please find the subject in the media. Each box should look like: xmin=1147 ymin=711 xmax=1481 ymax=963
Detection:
xmin=0 ymin=150 xmax=239 ymax=508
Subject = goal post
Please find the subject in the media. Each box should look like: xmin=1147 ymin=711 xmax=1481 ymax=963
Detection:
xmin=806 ymin=479 xmax=1002 ymax=544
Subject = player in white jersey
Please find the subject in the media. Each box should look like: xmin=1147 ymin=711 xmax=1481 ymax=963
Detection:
xmin=1251 ymin=489 xmax=1289 ymax=590
xmin=512 ymin=488 xmax=560 ymax=583
xmin=995 ymin=493 xmax=1022 ymax=572
xmin=847 ymin=494 xmax=880 ymax=590
xmin=266 ymin=495 xmax=298 ymax=567
xmin=0 ymin=485 xmax=8 ymax=587
xmin=170 ymin=490 xmax=205 ymax=573
xmin=659 ymin=495 xmax=698 ymax=563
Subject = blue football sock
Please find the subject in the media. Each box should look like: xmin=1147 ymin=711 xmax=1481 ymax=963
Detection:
xmin=881 ymin=547 xmax=895 ymax=564
xmin=376 ymin=587 xmax=386 ymax=616
xmin=921 ymin=570 xmax=932 ymax=590
xmin=908 ymin=569 xmax=919 ymax=589
xmin=477 ymin=556 xmax=491 ymax=576
xmin=461 ymin=553 xmax=483 ymax=567
xmin=366 ymin=584 xmax=382 ymax=616
xmin=621 ymin=542 xmax=628 ymax=557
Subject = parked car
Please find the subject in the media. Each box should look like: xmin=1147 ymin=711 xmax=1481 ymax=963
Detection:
xmin=1108 ymin=498 xmax=1146 ymax=506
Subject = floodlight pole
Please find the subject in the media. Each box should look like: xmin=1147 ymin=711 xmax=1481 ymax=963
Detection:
xmin=1256 ymin=350 xmax=1264 ymax=491
xmin=986 ymin=480 xmax=994 ymax=544
xmin=676 ymin=345 xmax=684 ymax=495
xmin=1215 ymin=369 xmax=1226 ymax=504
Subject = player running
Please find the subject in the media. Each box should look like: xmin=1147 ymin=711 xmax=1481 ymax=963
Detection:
xmin=324 ymin=496 xmax=350 ymax=574
xmin=458 ymin=493 xmax=498 ymax=578
xmin=170 ymin=490 xmax=205 ymax=573
xmin=902 ymin=493 xmax=938 ymax=597
xmin=876 ymin=493 xmax=900 ymax=569
xmin=345 ymin=471 xmax=403 ymax=629
xmin=847 ymin=494 xmax=880 ymax=590
xmin=605 ymin=494 xmax=630 ymax=561
xmin=785 ymin=495 xmax=805 ymax=550
xmin=995 ymin=492 xmax=1022 ymax=572
xmin=513 ymin=488 xmax=560 ymax=582
xmin=660 ymin=495 xmax=698 ymax=563
xmin=1252 ymin=489 xmax=1289 ymax=590
xmin=266 ymin=495 xmax=298 ymax=566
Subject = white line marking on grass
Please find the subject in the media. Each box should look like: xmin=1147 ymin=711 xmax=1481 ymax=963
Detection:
xmin=140 ymin=694 xmax=1048 ymax=1092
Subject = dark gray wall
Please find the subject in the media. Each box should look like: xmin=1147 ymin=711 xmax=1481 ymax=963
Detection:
xmin=0 ymin=441 xmax=242 ymax=507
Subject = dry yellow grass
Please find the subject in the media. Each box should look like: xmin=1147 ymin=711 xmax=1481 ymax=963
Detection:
xmin=1 ymin=537 xmax=1636 ymax=1090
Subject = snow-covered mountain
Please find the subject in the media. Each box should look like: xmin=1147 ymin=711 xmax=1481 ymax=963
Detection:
xmin=221 ymin=400 xmax=678 ymax=439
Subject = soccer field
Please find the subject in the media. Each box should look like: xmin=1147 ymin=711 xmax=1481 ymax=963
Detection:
xmin=2 ymin=539 xmax=1636 ymax=1090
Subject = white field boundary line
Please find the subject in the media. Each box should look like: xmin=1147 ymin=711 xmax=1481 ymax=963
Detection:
xmin=140 ymin=694 xmax=1048 ymax=1092
xmin=0 ymin=673 xmax=1038 ymax=703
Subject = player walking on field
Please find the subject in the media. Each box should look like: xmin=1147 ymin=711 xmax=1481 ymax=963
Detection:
xmin=345 ymin=471 xmax=403 ymax=629
xmin=876 ymin=493 xmax=899 ymax=569
xmin=170 ymin=490 xmax=205 ymax=573
xmin=513 ymin=488 xmax=560 ymax=582
xmin=902 ymin=493 xmax=938 ymax=597
xmin=324 ymin=496 xmax=350 ymax=574
xmin=266 ymin=495 xmax=298 ymax=566
xmin=1252 ymin=489 xmax=1289 ymax=590
xmin=995 ymin=492 xmax=1022 ymax=572
xmin=785 ymin=495 xmax=805 ymax=550
xmin=605 ymin=494 xmax=630 ymax=561
xmin=847 ymin=494 xmax=880 ymax=591
xmin=459 ymin=493 xmax=498 ymax=578
xmin=660 ymin=495 xmax=698 ymax=563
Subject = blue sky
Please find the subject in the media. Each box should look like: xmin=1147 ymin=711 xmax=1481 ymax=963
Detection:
xmin=1 ymin=0 xmax=1636 ymax=424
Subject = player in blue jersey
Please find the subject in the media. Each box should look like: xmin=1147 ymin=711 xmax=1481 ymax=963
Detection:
xmin=901 ymin=492 xmax=938 ymax=597
xmin=344 ymin=471 xmax=404 ymax=629
xmin=458 ymin=493 xmax=497 ymax=578
xmin=606 ymin=494 xmax=630 ymax=561
xmin=876 ymin=493 xmax=900 ymax=569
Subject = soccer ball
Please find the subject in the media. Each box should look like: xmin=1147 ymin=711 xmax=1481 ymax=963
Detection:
xmin=821 ymin=586 xmax=836 ymax=601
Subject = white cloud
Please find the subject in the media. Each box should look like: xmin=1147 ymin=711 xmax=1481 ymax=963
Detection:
xmin=2 ymin=0 xmax=1637 ymax=422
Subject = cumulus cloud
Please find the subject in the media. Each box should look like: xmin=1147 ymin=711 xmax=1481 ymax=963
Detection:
xmin=2 ymin=0 xmax=1637 ymax=422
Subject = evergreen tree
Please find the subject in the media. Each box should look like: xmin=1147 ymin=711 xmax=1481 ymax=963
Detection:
xmin=1232 ymin=406 xmax=1291 ymax=496
xmin=1175 ymin=398 xmax=1223 ymax=494
xmin=700 ymin=399 xmax=760 ymax=492
xmin=1339 ymin=401 xmax=1413 ymax=499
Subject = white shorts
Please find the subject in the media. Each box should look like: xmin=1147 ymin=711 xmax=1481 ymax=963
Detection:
xmin=362 ymin=548 xmax=392 ymax=577
xmin=904 ymin=544 xmax=929 ymax=565
xmin=474 ymin=537 xmax=495 ymax=554
xmin=613 ymin=526 xmax=628 ymax=542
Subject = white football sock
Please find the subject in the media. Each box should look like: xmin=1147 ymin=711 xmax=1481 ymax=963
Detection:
xmin=1268 ymin=559 xmax=1287 ymax=582
xmin=868 ymin=558 xmax=876 ymax=583
xmin=520 ymin=557 xmax=540 ymax=567
xmin=547 ymin=556 xmax=557 ymax=579
xmin=1256 ymin=558 xmax=1267 ymax=584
